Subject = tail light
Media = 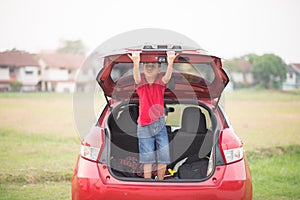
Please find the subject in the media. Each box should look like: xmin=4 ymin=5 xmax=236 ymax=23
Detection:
xmin=223 ymin=147 xmax=244 ymax=164
xmin=80 ymin=126 xmax=105 ymax=162
xmin=220 ymin=128 xmax=244 ymax=164
xmin=81 ymin=145 xmax=101 ymax=161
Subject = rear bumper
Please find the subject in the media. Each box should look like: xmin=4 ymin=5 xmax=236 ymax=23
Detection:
xmin=72 ymin=156 xmax=252 ymax=200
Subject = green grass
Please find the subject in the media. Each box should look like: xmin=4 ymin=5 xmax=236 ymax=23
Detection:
xmin=0 ymin=128 xmax=78 ymax=200
xmin=0 ymin=182 xmax=71 ymax=200
xmin=0 ymin=92 xmax=80 ymax=199
xmin=247 ymin=145 xmax=300 ymax=200
xmin=0 ymin=128 xmax=78 ymax=183
xmin=0 ymin=90 xmax=299 ymax=199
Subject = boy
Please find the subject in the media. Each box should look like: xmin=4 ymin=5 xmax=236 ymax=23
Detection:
xmin=128 ymin=51 xmax=178 ymax=180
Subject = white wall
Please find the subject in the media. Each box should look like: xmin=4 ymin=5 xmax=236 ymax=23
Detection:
xmin=0 ymin=67 xmax=10 ymax=80
xmin=68 ymin=69 xmax=79 ymax=80
xmin=245 ymin=73 xmax=253 ymax=83
xmin=286 ymin=72 xmax=296 ymax=85
xmin=282 ymin=72 xmax=297 ymax=91
xmin=75 ymin=68 xmax=95 ymax=83
xmin=230 ymin=72 xmax=244 ymax=83
xmin=43 ymin=68 xmax=69 ymax=81
xmin=17 ymin=66 xmax=39 ymax=85
xmin=55 ymin=82 xmax=75 ymax=93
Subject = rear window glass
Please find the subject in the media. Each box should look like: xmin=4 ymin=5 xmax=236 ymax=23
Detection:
xmin=172 ymin=63 xmax=215 ymax=84
xmin=111 ymin=62 xmax=215 ymax=84
xmin=111 ymin=63 xmax=133 ymax=82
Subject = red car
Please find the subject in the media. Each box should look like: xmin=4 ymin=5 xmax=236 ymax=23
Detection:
xmin=72 ymin=45 xmax=252 ymax=200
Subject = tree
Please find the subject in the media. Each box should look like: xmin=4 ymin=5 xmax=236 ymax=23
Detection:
xmin=250 ymin=54 xmax=287 ymax=89
xmin=242 ymin=53 xmax=259 ymax=65
xmin=56 ymin=39 xmax=86 ymax=55
xmin=10 ymin=81 xmax=22 ymax=92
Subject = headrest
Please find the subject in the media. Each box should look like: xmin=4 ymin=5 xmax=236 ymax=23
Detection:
xmin=181 ymin=107 xmax=207 ymax=133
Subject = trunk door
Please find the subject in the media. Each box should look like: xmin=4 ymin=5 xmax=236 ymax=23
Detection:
xmin=96 ymin=50 xmax=229 ymax=104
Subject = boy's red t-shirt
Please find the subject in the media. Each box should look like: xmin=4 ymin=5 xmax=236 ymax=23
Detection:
xmin=136 ymin=74 xmax=166 ymax=126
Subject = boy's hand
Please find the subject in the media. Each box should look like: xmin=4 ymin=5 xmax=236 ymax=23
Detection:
xmin=162 ymin=51 xmax=178 ymax=84
xmin=128 ymin=51 xmax=141 ymax=65
xmin=167 ymin=51 xmax=178 ymax=64
xmin=128 ymin=51 xmax=141 ymax=84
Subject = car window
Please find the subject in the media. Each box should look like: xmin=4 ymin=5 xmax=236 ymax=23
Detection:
xmin=111 ymin=62 xmax=215 ymax=85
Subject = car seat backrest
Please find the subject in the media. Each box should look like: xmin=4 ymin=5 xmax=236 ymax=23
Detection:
xmin=170 ymin=107 xmax=208 ymax=166
xmin=110 ymin=105 xmax=139 ymax=155
xmin=117 ymin=107 xmax=138 ymax=134
xmin=111 ymin=106 xmax=138 ymax=134
xmin=180 ymin=107 xmax=207 ymax=133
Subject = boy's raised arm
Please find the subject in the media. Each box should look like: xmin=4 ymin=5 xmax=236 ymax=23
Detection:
xmin=162 ymin=51 xmax=178 ymax=84
xmin=128 ymin=52 xmax=141 ymax=84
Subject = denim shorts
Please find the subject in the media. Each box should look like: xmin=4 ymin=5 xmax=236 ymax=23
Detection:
xmin=137 ymin=117 xmax=170 ymax=164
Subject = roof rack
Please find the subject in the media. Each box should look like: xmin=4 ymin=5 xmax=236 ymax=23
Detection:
xmin=124 ymin=44 xmax=208 ymax=56
xmin=142 ymin=44 xmax=183 ymax=52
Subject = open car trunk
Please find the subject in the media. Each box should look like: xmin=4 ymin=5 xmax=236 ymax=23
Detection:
xmin=107 ymin=100 xmax=217 ymax=181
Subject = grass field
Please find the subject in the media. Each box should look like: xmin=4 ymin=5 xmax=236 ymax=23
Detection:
xmin=224 ymin=89 xmax=300 ymax=151
xmin=0 ymin=93 xmax=79 ymax=200
xmin=0 ymin=90 xmax=299 ymax=199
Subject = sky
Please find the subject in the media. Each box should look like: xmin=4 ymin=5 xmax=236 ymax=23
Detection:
xmin=0 ymin=0 xmax=299 ymax=63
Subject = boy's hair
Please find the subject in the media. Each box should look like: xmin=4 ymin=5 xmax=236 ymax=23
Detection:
xmin=143 ymin=62 xmax=161 ymax=68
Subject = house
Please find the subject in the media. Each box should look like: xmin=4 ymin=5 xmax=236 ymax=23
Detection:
xmin=224 ymin=59 xmax=254 ymax=89
xmin=0 ymin=51 xmax=88 ymax=93
xmin=0 ymin=51 xmax=40 ymax=91
xmin=282 ymin=63 xmax=300 ymax=91
xmin=74 ymin=51 xmax=100 ymax=92
xmin=38 ymin=53 xmax=85 ymax=92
